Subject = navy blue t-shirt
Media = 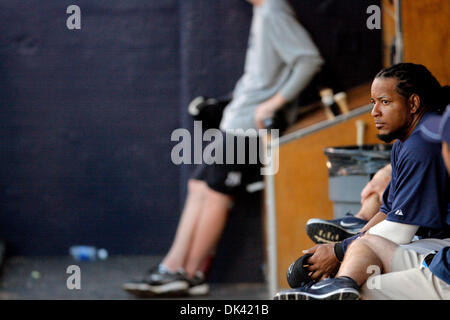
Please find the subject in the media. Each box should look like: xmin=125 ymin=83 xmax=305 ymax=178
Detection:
xmin=428 ymin=247 xmax=450 ymax=285
xmin=340 ymin=113 xmax=450 ymax=255
xmin=380 ymin=113 xmax=450 ymax=238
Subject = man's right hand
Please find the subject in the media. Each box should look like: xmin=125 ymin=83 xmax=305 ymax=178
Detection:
xmin=302 ymin=244 xmax=340 ymax=281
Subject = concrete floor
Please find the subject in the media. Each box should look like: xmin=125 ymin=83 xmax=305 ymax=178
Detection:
xmin=0 ymin=255 xmax=270 ymax=300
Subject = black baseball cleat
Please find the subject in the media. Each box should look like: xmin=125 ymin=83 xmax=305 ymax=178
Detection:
xmin=306 ymin=213 xmax=367 ymax=244
xmin=274 ymin=277 xmax=360 ymax=300
xmin=122 ymin=264 xmax=189 ymax=298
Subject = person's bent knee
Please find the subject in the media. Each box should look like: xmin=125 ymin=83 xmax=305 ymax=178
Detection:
xmin=187 ymin=179 xmax=207 ymax=193
xmin=188 ymin=179 xmax=233 ymax=202
xmin=346 ymin=236 xmax=370 ymax=254
xmin=344 ymin=235 xmax=385 ymax=259
xmin=360 ymin=233 xmax=387 ymax=245
xmin=357 ymin=233 xmax=396 ymax=253
xmin=204 ymin=184 xmax=233 ymax=201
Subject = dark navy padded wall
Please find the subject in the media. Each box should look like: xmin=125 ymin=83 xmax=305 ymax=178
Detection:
xmin=0 ymin=0 xmax=181 ymax=255
xmin=289 ymin=0 xmax=382 ymax=93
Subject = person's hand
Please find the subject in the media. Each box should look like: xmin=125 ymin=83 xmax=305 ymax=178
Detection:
xmin=360 ymin=164 xmax=392 ymax=203
xmin=254 ymin=93 xmax=287 ymax=129
xmin=302 ymin=244 xmax=340 ymax=281
xmin=254 ymin=100 xmax=278 ymax=129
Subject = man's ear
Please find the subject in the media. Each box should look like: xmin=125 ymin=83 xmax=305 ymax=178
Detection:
xmin=409 ymin=94 xmax=421 ymax=114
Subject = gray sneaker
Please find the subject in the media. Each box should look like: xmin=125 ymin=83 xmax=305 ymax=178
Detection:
xmin=122 ymin=264 xmax=189 ymax=297
xmin=187 ymin=271 xmax=210 ymax=296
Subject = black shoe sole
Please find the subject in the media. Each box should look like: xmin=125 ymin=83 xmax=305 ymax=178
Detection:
xmin=123 ymin=288 xmax=158 ymax=298
xmin=305 ymin=221 xmax=357 ymax=244
xmin=122 ymin=280 xmax=189 ymax=298
xmin=123 ymin=287 xmax=189 ymax=298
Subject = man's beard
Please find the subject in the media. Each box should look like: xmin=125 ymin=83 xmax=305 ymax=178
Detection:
xmin=377 ymin=124 xmax=409 ymax=143
xmin=377 ymin=133 xmax=397 ymax=143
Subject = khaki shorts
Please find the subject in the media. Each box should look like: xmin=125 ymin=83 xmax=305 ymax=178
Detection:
xmin=360 ymin=241 xmax=450 ymax=300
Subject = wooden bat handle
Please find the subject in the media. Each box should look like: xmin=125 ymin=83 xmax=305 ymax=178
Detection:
xmin=334 ymin=92 xmax=349 ymax=114
xmin=356 ymin=120 xmax=366 ymax=147
xmin=319 ymin=88 xmax=335 ymax=120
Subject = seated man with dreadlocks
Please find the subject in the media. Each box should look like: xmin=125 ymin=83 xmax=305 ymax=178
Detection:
xmin=275 ymin=62 xmax=450 ymax=300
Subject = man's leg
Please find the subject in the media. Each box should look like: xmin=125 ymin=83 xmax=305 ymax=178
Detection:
xmin=162 ymin=179 xmax=209 ymax=271
xmin=305 ymin=162 xmax=391 ymax=244
xmin=336 ymin=234 xmax=448 ymax=299
xmin=122 ymin=178 xmax=214 ymax=297
xmin=360 ymin=263 xmax=450 ymax=300
xmin=306 ymin=193 xmax=381 ymax=244
xmin=336 ymin=234 xmax=398 ymax=285
xmin=274 ymin=235 xmax=398 ymax=300
xmin=355 ymin=192 xmax=381 ymax=221
xmin=357 ymin=236 xmax=449 ymax=300
xmin=184 ymin=186 xmax=233 ymax=278
xmin=275 ymin=234 xmax=447 ymax=300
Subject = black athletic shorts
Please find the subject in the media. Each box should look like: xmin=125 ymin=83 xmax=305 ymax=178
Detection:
xmin=190 ymin=132 xmax=263 ymax=195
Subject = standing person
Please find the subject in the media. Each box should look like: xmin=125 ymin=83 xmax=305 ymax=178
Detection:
xmin=123 ymin=0 xmax=323 ymax=297
xmin=274 ymin=63 xmax=449 ymax=298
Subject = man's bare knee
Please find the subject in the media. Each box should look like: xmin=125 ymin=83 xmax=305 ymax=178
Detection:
xmin=362 ymin=233 xmax=397 ymax=250
xmin=204 ymin=185 xmax=233 ymax=203
xmin=359 ymin=234 xmax=398 ymax=272
xmin=344 ymin=236 xmax=382 ymax=261
xmin=188 ymin=179 xmax=207 ymax=192
xmin=346 ymin=237 xmax=370 ymax=255
xmin=187 ymin=179 xmax=209 ymax=199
